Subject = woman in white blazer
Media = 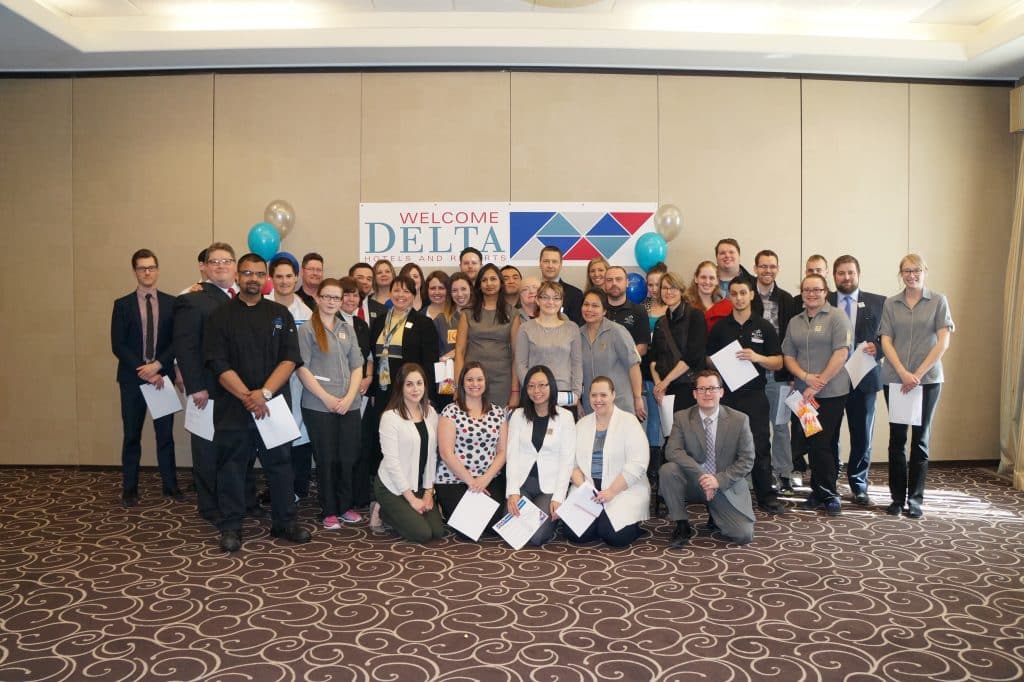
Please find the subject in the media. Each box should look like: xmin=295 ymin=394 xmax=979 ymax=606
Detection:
xmin=505 ymin=365 xmax=577 ymax=546
xmin=373 ymin=363 xmax=445 ymax=543
xmin=556 ymin=376 xmax=650 ymax=547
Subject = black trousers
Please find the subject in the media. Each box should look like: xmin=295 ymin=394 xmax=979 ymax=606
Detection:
xmin=668 ymin=385 xmax=697 ymax=412
xmin=884 ymin=383 xmax=942 ymax=506
xmin=722 ymin=388 xmax=777 ymax=504
xmin=302 ymin=408 xmax=361 ymax=518
xmin=215 ymin=426 xmax=296 ymax=533
xmin=118 ymin=382 xmax=177 ymax=493
xmin=563 ymin=477 xmax=644 ymax=548
xmin=290 ymin=442 xmax=313 ymax=497
xmin=435 ymin=475 xmax=507 ymax=536
xmin=191 ymin=433 xmax=219 ymax=521
xmin=791 ymin=394 xmax=846 ymax=503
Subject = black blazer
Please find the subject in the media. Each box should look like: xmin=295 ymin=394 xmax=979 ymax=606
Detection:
xmin=649 ymin=302 xmax=707 ymax=391
xmin=828 ymin=289 xmax=885 ymax=393
xmin=368 ymin=308 xmax=440 ymax=393
xmin=559 ymin=280 xmax=585 ymax=326
xmin=172 ymin=283 xmax=230 ymax=395
xmin=111 ymin=290 xmax=176 ymax=385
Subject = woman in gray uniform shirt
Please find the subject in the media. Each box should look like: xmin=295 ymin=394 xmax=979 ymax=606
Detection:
xmin=879 ymin=254 xmax=954 ymax=519
xmin=515 ymin=281 xmax=583 ymax=410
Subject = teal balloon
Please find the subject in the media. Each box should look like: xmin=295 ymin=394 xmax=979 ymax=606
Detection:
xmin=626 ymin=273 xmax=647 ymax=303
xmin=635 ymin=233 xmax=667 ymax=272
xmin=248 ymin=222 xmax=280 ymax=261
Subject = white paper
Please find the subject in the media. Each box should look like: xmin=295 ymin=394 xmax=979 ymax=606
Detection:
xmin=785 ymin=389 xmax=809 ymax=417
xmin=493 ymin=496 xmax=549 ymax=550
xmin=139 ymin=382 xmax=183 ymax=420
xmin=433 ymin=359 xmax=455 ymax=383
xmin=556 ymin=482 xmax=603 ymax=538
xmin=184 ymin=399 xmax=214 ymax=441
xmin=709 ymin=340 xmax=759 ymax=392
xmin=360 ymin=395 xmax=369 ymax=417
xmin=659 ymin=394 xmax=676 ymax=437
xmin=888 ymin=384 xmax=923 ymax=426
xmin=557 ymin=391 xmax=576 ymax=407
xmin=253 ymin=395 xmax=301 ymax=449
xmin=844 ymin=342 xmax=878 ymax=389
xmin=774 ymin=384 xmax=790 ymax=425
xmin=446 ymin=490 xmax=500 ymax=541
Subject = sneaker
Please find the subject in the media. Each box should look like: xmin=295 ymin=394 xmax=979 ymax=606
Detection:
xmin=323 ymin=515 xmax=341 ymax=530
xmin=340 ymin=509 xmax=363 ymax=523
xmin=790 ymin=473 xmax=804 ymax=488
xmin=906 ymin=503 xmax=923 ymax=519
xmin=779 ymin=478 xmax=795 ymax=497
xmin=825 ymin=499 xmax=842 ymax=517
xmin=886 ymin=502 xmax=904 ymax=516
xmin=801 ymin=493 xmax=821 ymax=511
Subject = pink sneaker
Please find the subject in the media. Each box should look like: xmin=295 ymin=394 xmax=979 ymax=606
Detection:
xmin=323 ymin=515 xmax=341 ymax=529
xmin=340 ymin=509 xmax=362 ymax=523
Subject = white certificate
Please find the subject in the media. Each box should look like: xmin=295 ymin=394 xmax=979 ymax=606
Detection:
xmin=253 ymin=395 xmax=301 ymax=449
xmin=774 ymin=384 xmax=791 ymax=425
xmin=447 ymin=490 xmax=500 ymax=541
xmin=140 ymin=382 xmax=183 ymax=420
xmin=785 ymin=389 xmax=811 ymax=417
xmin=709 ymin=341 xmax=759 ymax=392
xmin=888 ymin=384 xmax=923 ymax=426
xmin=844 ymin=342 xmax=878 ymax=389
xmin=184 ymin=399 xmax=214 ymax=441
xmin=556 ymin=482 xmax=603 ymax=538
xmin=433 ymin=358 xmax=455 ymax=383
xmin=493 ymin=496 xmax=549 ymax=550
xmin=659 ymin=393 xmax=676 ymax=437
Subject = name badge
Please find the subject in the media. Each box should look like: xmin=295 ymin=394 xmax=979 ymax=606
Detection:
xmin=750 ymin=337 xmax=764 ymax=344
xmin=814 ymin=325 xmax=823 ymax=332
xmin=338 ymin=331 xmax=347 ymax=341
xmin=447 ymin=329 xmax=458 ymax=344
xmin=405 ymin=322 xmax=413 ymax=329
xmin=858 ymin=301 xmax=866 ymax=308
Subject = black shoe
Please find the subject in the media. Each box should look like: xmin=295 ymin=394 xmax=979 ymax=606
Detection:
xmin=162 ymin=487 xmax=185 ymax=502
xmin=853 ymin=492 xmax=872 ymax=506
xmin=779 ymin=478 xmax=795 ymax=496
xmin=668 ymin=520 xmax=695 ymax=548
xmin=271 ymin=524 xmax=312 ymax=544
xmin=886 ymin=501 xmax=904 ymax=516
xmin=906 ymin=503 xmax=923 ymax=519
xmin=219 ymin=530 xmax=242 ymax=552
xmin=705 ymin=514 xmax=718 ymax=533
xmin=246 ymin=505 xmax=271 ymax=520
xmin=121 ymin=489 xmax=138 ymax=508
xmin=760 ymin=498 xmax=786 ymax=515
xmin=801 ymin=493 xmax=821 ymax=511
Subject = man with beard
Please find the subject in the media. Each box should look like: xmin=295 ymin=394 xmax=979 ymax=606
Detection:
xmin=602 ymin=266 xmax=649 ymax=357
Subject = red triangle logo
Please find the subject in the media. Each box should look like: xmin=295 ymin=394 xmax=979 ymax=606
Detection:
xmin=565 ymin=239 xmax=602 ymax=261
xmin=610 ymin=212 xmax=653 ymax=234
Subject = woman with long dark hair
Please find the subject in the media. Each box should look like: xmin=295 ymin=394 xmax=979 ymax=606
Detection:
xmin=455 ymin=263 xmax=520 ymax=408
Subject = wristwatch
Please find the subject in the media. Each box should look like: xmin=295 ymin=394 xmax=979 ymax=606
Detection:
xmin=260 ymin=388 xmax=272 ymax=401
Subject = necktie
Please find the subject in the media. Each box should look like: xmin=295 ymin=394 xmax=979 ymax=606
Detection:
xmin=357 ymin=305 xmax=366 ymax=321
xmin=703 ymin=416 xmax=716 ymax=475
xmin=144 ymin=294 xmax=155 ymax=362
xmin=844 ymin=295 xmax=853 ymax=321
xmin=228 ymin=288 xmax=236 ymax=299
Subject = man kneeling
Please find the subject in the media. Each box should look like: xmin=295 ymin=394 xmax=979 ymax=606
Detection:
xmin=659 ymin=370 xmax=755 ymax=547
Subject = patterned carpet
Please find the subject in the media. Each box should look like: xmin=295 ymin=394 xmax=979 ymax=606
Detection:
xmin=1 ymin=464 xmax=1022 ymax=682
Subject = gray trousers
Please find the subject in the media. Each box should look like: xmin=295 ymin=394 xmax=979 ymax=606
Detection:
xmin=765 ymin=376 xmax=792 ymax=478
xmin=658 ymin=461 xmax=754 ymax=545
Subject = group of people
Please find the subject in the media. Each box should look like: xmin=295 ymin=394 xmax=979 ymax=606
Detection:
xmin=111 ymin=237 xmax=953 ymax=552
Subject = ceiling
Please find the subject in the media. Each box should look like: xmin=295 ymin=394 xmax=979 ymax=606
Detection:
xmin=2 ymin=0 xmax=1023 ymax=79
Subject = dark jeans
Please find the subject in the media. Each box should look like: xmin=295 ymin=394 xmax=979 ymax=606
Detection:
xmin=791 ymin=394 xmax=846 ymax=503
xmin=563 ymin=477 xmax=644 ymax=548
xmin=215 ymin=426 xmax=296 ymax=533
xmin=722 ymin=388 xmax=777 ymax=504
xmin=119 ymin=382 xmax=177 ymax=493
xmin=832 ymin=387 xmax=878 ymax=496
xmin=884 ymin=383 xmax=942 ymax=506
xmin=302 ymin=408 xmax=361 ymax=518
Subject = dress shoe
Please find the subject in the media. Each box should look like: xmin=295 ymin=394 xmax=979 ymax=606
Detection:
xmin=163 ymin=487 xmax=185 ymax=502
xmin=271 ymin=524 xmax=312 ymax=544
xmin=801 ymin=493 xmax=821 ymax=511
xmin=906 ymin=503 xmax=923 ymax=519
xmin=886 ymin=501 xmax=904 ymax=516
xmin=760 ymin=498 xmax=786 ymax=515
xmin=853 ymin=492 xmax=872 ymax=506
xmin=219 ymin=530 xmax=242 ymax=552
xmin=121 ymin=489 xmax=138 ymax=508
xmin=668 ymin=520 xmax=696 ymax=548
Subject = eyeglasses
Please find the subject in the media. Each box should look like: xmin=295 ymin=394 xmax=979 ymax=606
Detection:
xmin=240 ymin=270 xmax=267 ymax=278
xmin=527 ymin=383 xmax=549 ymax=390
xmin=303 ymin=266 xmax=324 ymax=273
xmin=134 ymin=265 xmax=158 ymax=273
xmin=694 ymin=386 xmax=722 ymax=394
xmin=901 ymin=268 xmax=924 ymax=275
xmin=207 ymin=258 xmax=235 ymax=266
xmin=538 ymin=295 xmax=562 ymax=302
xmin=756 ymin=264 xmax=778 ymax=270
xmin=319 ymin=294 xmax=342 ymax=302
xmin=801 ymin=288 xmax=825 ymax=295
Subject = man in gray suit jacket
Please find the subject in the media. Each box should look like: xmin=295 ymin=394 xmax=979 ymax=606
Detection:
xmin=660 ymin=370 xmax=756 ymax=547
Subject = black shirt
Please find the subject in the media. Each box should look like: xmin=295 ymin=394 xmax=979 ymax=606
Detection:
xmin=706 ymin=313 xmax=781 ymax=392
xmin=531 ymin=415 xmax=550 ymax=452
xmin=204 ymin=296 xmax=302 ymax=430
xmin=605 ymin=301 xmax=650 ymax=348
xmin=415 ymin=420 xmax=429 ymax=490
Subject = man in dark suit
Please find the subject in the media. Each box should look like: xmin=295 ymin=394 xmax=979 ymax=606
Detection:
xmin=110 ymin=248 xmax=179 ymax=507
xmin=173 ymin=242 xmax=237 ymax=523
xmin=829 ymin=255 xmax=885 ymax=506
xmin=659 ymin=370 xmax=756 ymax=548
xmin=539 ymin=245 xmax=583 ymax=325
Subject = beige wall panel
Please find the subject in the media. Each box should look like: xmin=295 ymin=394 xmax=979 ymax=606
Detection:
xmin=214 ymin=73 xmax=362 ymax=272
xmin=909 ymin=84 xmax=1012 ymax=461
xmin=658 ymin=76 xmax=801 ymax=282
xmin=0 ymin=79 xmax=76 ymax=465
xmin=74 ymin=75 xmax=214 ymax=467
xmin=362 ymin=72 xmax=509 ymax=207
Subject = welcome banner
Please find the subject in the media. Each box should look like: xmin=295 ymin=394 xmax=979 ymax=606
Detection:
xmin=359 ymin=202 xmax=656 ymax=268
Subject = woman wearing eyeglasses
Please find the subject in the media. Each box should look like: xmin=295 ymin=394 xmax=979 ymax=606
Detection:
xmin=515 ymin=281 xmax=583 ymax=412
xmin=781 ymin=273 xmax=853 ymax=517
xmin=879 ymin=254 xmax=954 ymax=519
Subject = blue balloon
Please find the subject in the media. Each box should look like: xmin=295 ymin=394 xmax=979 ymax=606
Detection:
xmin=272 ymin=251 xmax=299 ymax=272
xmin=626 ymin=272 xmax=647 ymax=304
xmin=634 ymin=233 xmax=667 ymax=272
xmin=248 ymin=222 xmax=281 ymax=261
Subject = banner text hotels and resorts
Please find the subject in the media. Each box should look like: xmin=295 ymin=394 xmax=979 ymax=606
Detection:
xmin=360 ymin=203 xmax=657 ymax=268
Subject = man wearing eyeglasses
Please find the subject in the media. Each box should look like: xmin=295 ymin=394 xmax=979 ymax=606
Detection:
xmin=204 ymin=252 xmax=311 ymax=552
xmin=296 ymin=252 xmax=324 ymax=310
xmin=111 ymin=248 xmax=180 ymax=508
xmin=173 ymin=242 xmax=239 ymax=524
xmin=659 ymin=369 xmax=756 ymax=548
